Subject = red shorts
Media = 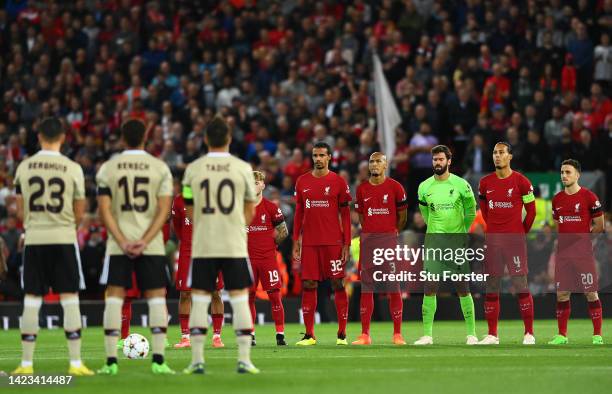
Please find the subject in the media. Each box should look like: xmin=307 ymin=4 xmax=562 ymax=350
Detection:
xmin=300 ymin=245 xmax=345 ymax=281
xmin=555 ymin=255 xmax=598 ymax=293
xmin=484 ymin=236 xmax=528 ymax=276
xmin=176 ymin=256 xmax=224 ymax=292
xmin=250 ymin=258 xmax=282 ymax=291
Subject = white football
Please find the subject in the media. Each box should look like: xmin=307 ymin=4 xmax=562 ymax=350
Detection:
xmin=123 ymin=333 xmax=150 ymax=359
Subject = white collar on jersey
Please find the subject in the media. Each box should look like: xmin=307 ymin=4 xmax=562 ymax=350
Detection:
xmin=123 ymin=149 xmax=147 ymax=155
xmin=36 ymin=150 xmax=61 ymax=156
xmin=207 ymin=152 xmax=231 ymax=157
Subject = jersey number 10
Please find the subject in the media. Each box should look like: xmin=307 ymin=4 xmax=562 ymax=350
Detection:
xmin=200 ymin=178 xmax=235 ymax=215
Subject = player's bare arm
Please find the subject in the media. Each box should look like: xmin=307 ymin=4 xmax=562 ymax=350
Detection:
xmin=274 ymin=221 xmax=288 ymax=245
xmin=73 ymin=198 xmax=86 ymax=228
xmin=98 ymin=194 xmax=134 ymax=257
xmin=244 ymin=200 xmax=256 ymax=226
xmin=131 ymin=195 xmax=173 ymax=257
xmin=591 ymin=215 xmax=605 ymax=233
xmin=15 ymin=194 xmax=24 ymax=222
xmin=397 ymin=209 xmax=407 ymax=231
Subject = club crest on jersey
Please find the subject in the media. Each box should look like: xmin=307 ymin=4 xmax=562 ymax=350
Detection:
xmin=575 ymin=203 xmax=580 ymax=212
xmin=507 ymin=188 xmax=514 ymax=197
xmin=449 ymin=189 xmax=454 ymax=197
xmin=261 ymin=214 xmax=266 ymax=223
xmin=324 ymin=186 xmax=331 ymax=195
xmin=383 ymin=194 xmax=388 ymax=204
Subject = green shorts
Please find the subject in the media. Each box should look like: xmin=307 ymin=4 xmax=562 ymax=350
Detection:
xmin=423 ymin=233 xmax=471 ymax=275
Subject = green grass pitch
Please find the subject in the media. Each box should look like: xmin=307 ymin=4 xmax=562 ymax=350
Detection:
xmin=0 ymin=320 xmax=610 ymax=394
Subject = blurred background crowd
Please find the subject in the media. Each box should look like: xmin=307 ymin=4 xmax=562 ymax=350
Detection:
xmin=0 ymin=0 xmax=611 ymax=301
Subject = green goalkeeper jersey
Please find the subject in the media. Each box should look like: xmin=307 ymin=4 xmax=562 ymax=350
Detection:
xmin=417 ymin=173 xmax=476 ymax=234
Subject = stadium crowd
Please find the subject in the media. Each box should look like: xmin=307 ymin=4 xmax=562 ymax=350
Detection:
xmin=0 ymin=0 xmax=611 ymax=300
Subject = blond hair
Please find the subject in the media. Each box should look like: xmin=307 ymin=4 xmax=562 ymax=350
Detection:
xmin=253 ymin=171 xmax=265 ymax=182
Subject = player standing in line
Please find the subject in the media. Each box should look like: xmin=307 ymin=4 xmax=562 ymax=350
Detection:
xmin=247 ymin=171 xmax=288 ymax=346
xmin=182 ymin=116 xmax=259 ymax=374
xmin=172 ymin=193 xmax=225 ymax=349
xmin=414 ymin=145 xmax=478 ymax=345
xmin=478 ymin=142 xmax=537 ymax=345
xmin=549 ymin=159 xmax=604 ymax=345
xmin=97 ymin=119 xmax=174 ymax=374
xmin=12 ymin=117 xmax=93 ymax=376
xmin=292 ymin=141 xmax=352 ymax=346
xmin=352 ymin=152 xmax=408 ymax=346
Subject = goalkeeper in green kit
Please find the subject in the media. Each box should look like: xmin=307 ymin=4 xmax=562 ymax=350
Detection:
xmin=415 ymin=145 xmax=478 ymax=345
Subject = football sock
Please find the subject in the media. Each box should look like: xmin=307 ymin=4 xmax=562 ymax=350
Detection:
xmin=556 ymin=300 xmax=571 ymax=336
xmin=484 ymin=293 xmax=500 ymax=336
xmin=248 ymin=291 xmax=257 ymax=329
xmin=302 ymin=288 xmax=317 ymax=337
xmin=189 ymin=293 xmax=211 ymax=365
xmin=121 ymin=298 xmax=132 ymax=339
xmin=588 ymin=299 xmax=603 ymax=336
xmin=179 ymin=314 xmax=190 ymax=337
xmin=334 ymin=288 xmax=348 ymax=338
xmin=422 ymin=295 xmax=437 ymax=337
xmin=61 ymin=295 xmax=83 ymax=364
xmin=148 ymin=297 xmax=168 ymax=363
xmin=360 ymin=292 xmax=374 ymax=335
xmin=212 ymin=314 xmax=224 ymax=336
xmin=518 ymin=292 xmax=534 ymax=335
xmin=389 ymin=292 xmax=403 ymax=335
xmin=21 ymin=295 xmax=42 ymax=366
xmin=459 ymin=294 xmax=476 ymax=337
xmin=267 ymin=290 xmax=285 ymax=333
xmin=230 ymin=294 xmax=253 ymax=364
xmin=103 ymin=296 xmax=123 ymax=360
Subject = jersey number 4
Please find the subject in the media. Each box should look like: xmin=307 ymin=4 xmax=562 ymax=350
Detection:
xmin=200 ymin=178 xmax=235 ymax=215
xmin=29 ymin=176 xmax=65 ymax=213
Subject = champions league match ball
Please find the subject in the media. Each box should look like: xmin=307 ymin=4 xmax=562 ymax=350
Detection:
xmin=123 ymin=333 xmax=150 ymax=359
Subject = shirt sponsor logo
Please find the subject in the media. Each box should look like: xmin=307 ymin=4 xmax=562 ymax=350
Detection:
xmin=489 ymin=201 xmax=514 ymax=209
xmin=305 ymin=198 xmax=329 ymax=208
xmin=367 ymin=207 xmax=390 ymax=216
xmin=558 ymin=215 xmax=581 ymax=223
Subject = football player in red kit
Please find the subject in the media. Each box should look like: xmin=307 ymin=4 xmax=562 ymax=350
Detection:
xmin=247 ymin=171 xmax=289 ymax=346
xmin=478 ymin=142 xmax=537 ymax=345
xmin=292 ymin=142 xmax=352 ymax=346
xmin=548 ymin=159 xmax=605 ymax=345
xmin=352 ymin=152 xmax=408 ymax=345
xmin=172 ymin=194 xmax=226 ymax=348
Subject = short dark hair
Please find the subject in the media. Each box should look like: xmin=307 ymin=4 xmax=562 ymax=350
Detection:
xmin=313 ymin=141 xmax=332 ymax=155
xmin=561 ymin=159 xmax=581 ymax=173
xmin=205 ymin=116 xmax=230 ymax=148
xmin=38 ymin=117 xmax=64 ymax=141
xmin=121 ymin=119 xmax=146 ymax=148
xmin=495 ymin=141 xmax=513 ymax=154
xmin=431 ymin=145 xmax=452 ymax=160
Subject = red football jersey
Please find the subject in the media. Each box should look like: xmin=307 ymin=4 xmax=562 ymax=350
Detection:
xmin=293 ymin=171 xmax=352 ymax=246
xmin=478 ymin=171 xmax=534 ymax=233
xmin=552 ymin=187 xmax=603 ymax=233
xmin=247 ymin=198 xmax=285 ymax=260
xmin=355 ymin=178 xmax=407 ymax=233
xmin=552 ymin=187 xmax=603 ymax=257
xmin=172 ymin=194 xmax=192 ymax=260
